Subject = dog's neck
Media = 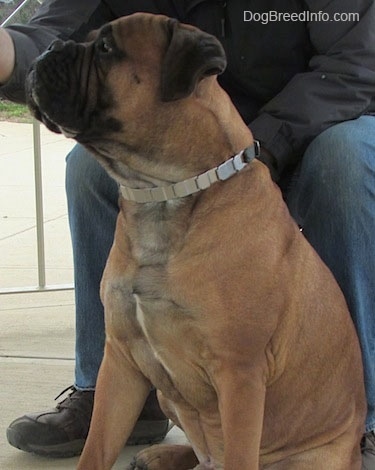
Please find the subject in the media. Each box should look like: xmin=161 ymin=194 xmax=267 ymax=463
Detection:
xmin=118 ymin=142 xmax=259 ymax=270
xmin=119 ymin=143 xmax=260 ymax=203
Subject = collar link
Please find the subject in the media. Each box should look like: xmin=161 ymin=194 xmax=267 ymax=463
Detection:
xmin=120 ymin=140 xmax=260 ymax=204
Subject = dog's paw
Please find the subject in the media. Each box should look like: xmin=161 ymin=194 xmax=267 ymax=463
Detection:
xmin=127 ymin=455 xmax=149 ymax=470
xmin=126 ymin=444 xmax=198 ymax=470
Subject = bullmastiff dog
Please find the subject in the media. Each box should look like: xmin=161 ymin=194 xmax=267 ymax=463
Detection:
xmin=26 ymin=12 xmax=366 ymax=470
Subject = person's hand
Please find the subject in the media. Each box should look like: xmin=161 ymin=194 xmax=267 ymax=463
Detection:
xmin=0 ymin=28 xmax=15 ymax=85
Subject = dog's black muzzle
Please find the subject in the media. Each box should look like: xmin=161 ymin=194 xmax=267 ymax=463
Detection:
xmin=26 ymin=39 xmax=94 ymax=137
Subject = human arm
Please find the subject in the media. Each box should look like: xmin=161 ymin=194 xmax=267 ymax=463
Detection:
xmin=249 ymin=0 xmax=375 ymax=176
xmin=0 ymin=0 xmax=116 ymax=103
xmin=0 ymin=28 xmax=15 ymax=85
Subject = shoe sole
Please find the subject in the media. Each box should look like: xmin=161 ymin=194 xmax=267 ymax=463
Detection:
xmin=6 ymin=419 xmax=170 ymax=458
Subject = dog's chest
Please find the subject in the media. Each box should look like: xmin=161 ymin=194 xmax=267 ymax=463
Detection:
xmin=133 ymin=293 xmax=216 ymax=408
xmin=112 ymin=202 xmax=216 ymax=407
xmin=127 ymin=207 xmax=212 ymax=400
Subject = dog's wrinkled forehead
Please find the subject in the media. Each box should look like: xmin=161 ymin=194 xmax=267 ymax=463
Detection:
xmin=101 ymin=13 xmax=227 ymax=102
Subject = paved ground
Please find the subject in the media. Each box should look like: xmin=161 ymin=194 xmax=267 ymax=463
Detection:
xmin=0 ymin=121 xmax=187 ymax=469
xmin=0 ymin=121 xmax=74 ymax=289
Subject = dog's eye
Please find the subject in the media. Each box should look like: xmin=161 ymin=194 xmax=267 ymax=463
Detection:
xmin=97 ymin=37 xmax=113 ymax=54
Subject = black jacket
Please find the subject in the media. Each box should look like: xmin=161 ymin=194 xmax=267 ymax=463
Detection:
xmin=2 ymin=0 xmax=375 ymax=172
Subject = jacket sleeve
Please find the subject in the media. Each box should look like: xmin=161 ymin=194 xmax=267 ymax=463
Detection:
xmin=0 ymin=0 xmax=115 ymax=103
xmin=249 ymin=0 xmax=375 ymax=174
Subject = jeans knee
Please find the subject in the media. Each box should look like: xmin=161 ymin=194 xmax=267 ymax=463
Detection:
xmin=298 ymin=118 xmax=375 ymax=208
xmin=287 ymin=117 xmax=375 ymax=230
xmin=307 ymin=124 xmax=360 ymax=183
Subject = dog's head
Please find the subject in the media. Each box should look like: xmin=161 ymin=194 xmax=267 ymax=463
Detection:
xmin=26 ymin=13 xmax=229 ymax=182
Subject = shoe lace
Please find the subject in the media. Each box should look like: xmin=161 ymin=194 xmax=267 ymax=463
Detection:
xmin=54 ymin=385 xmax=76 ymax=401
xmin=54 ymin=385 xmax=94 ymax=417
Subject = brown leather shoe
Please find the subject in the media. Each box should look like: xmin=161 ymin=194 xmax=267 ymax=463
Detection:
xmin=6 ymin=387 xmax=168 ymax=458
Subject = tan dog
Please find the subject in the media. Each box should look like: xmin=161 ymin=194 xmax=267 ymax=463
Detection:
xmin=26 ymin=13 xmax=366 ymax=470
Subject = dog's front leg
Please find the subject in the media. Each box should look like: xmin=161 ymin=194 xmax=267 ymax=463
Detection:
xmin=216 ymin=367 xmax=266 ymax=470
xmin=77 ymin=339 xmax=151 ymax=470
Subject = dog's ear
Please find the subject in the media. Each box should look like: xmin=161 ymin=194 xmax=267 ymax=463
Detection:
xmin=161 ymin=19 xmax=227 ymax=102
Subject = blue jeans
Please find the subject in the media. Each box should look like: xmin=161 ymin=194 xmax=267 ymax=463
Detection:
xmin=65 ymin=115 xmax=375 ymax=431
xmin=65 ymin=149 xmax=118 ymax=390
